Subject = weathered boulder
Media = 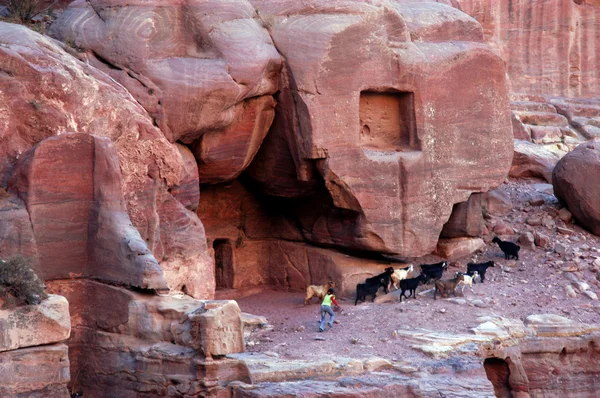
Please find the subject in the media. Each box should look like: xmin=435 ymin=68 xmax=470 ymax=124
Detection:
xmin=46 ymin=279 xmax=248 ymax=396
xmin=0 ymin=344 xmax=70 ymax=397
xmin=458 ymin=0 xmax=600 ymax=98
xmin=436 ymin=238 xmax=485 ymax=260
xmin=510 ymin=140 xmax=561 ymax=182
xmin=482 ymin=187 xmax=512 ymax=217
xmin=0 ymin=295 xmax=70 ymax=352
xmin=0 ymin=23 xmax=214 ymax=298
xmin=50 ymin=0 xmax=281 ymax=180
xmin=440 ymin=193 xmax=484 ymax=238
xmin=245 ymin=0 xmax=512 ymax=256
xmin=553 ymin=142 xmax=600 ymax=235
xmin=9 ymin=133 xmax=167 ymax=290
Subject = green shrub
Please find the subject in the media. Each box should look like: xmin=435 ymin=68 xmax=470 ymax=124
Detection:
xmin=0 ymin=255 xmax=47 ymax=306
xmin=5 ymin=0 xmax=44 ymax=22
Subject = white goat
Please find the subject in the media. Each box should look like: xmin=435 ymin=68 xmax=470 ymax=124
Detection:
xmin=456 ymin=271 xmax=478 ymax=293
xmin=391 ymin=264 xmax=414 ymax=290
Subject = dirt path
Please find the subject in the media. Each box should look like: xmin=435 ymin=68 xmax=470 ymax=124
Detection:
xmin=236 ymin=180 xmax=600 ymax=362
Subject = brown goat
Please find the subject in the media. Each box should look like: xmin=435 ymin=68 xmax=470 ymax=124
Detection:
xmin=434 ymin=274 xmax=465 ymax=300
xmin=304 ymin=281 xmax=336 ymax=305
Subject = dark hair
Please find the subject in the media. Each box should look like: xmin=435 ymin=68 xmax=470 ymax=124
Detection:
xmin=327 ymin=288 xmax=335 ymax=294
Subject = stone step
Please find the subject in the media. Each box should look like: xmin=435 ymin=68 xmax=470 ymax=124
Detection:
xmin=511 ymin=100 xmax=557 ymax=113
xmin=513 ymin=111 xmax=569 ymax=127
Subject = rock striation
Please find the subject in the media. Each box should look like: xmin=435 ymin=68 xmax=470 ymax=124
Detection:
xmin=244 ymin=0 xmax=513 ymax=256
xmin=49 ymin=0 xmax=281 ymax=182
xmin=0 ymin=23 xmax=213 ymax=298
xmin=457 ymin=0 xmax=600 ymax=98
xmin=0 ymin=295 xmax=71 ymax=397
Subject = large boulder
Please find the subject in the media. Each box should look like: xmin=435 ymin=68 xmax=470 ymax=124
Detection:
xmin=0 ymin=23 xmax=214 ymax=298
xmin=510 ymin=139 xmax=562 ymax=182
xmin=553 ymin=141 xmax=600 ymax=235
xmin=49 ymin=0 xmax=281 ymax=182
xmin=46 ymin=279 xmax=248 ymax=396
xmin=0 ymin=295 xmax=70 ymax=352
xmin=245 ymin=1 xmax=513 ymax=256
xmin=9 ymin=133 xmax=167 ymax=290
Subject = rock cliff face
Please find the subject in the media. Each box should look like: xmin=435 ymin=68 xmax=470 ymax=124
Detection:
xmin=245 ymin=0 xmax=512 ymax=256
xmin=0 ymin=22 xmax=213 ymax=298
xmin=457 ymin=0 xmax=600 ymax=98
xmin=0 ymin=0 xmax=528 ymax=396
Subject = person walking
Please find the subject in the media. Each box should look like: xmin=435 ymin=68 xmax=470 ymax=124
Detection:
xmin=319 ymin=288 xmax=341 ymax=332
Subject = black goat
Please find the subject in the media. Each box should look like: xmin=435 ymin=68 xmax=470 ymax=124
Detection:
xmin=420 ymin=261 xmax=448 ymax=284
xmin=355 ymin=278 xmax=387 ymax=305
xmin=466 ymin=260 xmax=495 ymax=283
xmin=399 ymin=274 xmax=426 ymax=302
xmin=365 ymin=267 xmax=395 ymax=294
xmin=492 ymin=237 xmax=520 ymax=260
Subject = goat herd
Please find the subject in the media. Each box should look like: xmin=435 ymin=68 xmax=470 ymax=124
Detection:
xmin=354 ymin=237 xmax=520 ymax=305
xmin=304 ymin=237 xmax=521 ymax=306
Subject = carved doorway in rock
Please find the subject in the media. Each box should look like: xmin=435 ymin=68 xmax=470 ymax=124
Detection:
xmin=214 ymin=239 xmax=234 ymax=289
xmin=484 ymin=357 xmax=513 ymax=398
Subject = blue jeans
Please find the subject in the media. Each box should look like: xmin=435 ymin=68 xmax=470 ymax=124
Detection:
xmin=319 ymin=305 xmax=335 ymax=331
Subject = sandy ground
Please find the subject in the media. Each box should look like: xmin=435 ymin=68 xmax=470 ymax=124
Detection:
xmin=235 ymin=180 xmax=600 ymax=362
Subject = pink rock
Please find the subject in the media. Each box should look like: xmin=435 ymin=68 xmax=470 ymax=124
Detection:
xmin=534 ymin=231 xmax=551 ymax=249
xmin=482 ymin=188 xmax=513 ymax=217
xmin=0 ymin=344 xmax=70 ymax=397
xmin=558 ymin=207 xmax=573 ymax=224
xmin=440 ymin=193 xmax=484 ymax=238
xmin=9 ymin=133 xmax=167 ymax=291
xmin=169 ymin=144 xmax=200 ymax=212
xmin=510 ymin=140 xmax=561 ymax=183
xmin=436 ymin=237 xmax=486 ymax=260
xmin=553 ymin=142 xmax=600 ymax=235
xmin=50 ymin=0 xmax=281 ymax=180
xmin=458 ymin=0 xmax=600 ymax=98
xmin=0 ymin=24 xmax=214 ymax=298
xmin=493 ymin=223 xmax=515 ymax=236
xmin=246 ymin=1 xmax=513 ymax=256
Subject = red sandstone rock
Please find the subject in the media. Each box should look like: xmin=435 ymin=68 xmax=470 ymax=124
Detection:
xmin=9 ymin=133 xmax=167 ymax=290
xmin=482 ymin=187 xmax=513 ymax=217
xmin=50 ymin=0 xmax=281 ymax=179
xmin=553 ymin=142 xmax=600 ymax=235
xmin=195 ymin=96 xmax=276 ymax=183
xmin=0 ymin=344 xmax=70 ymax=397
xmin=0 ymin=193 xmax=38 ymax=261
xmin=0 ymin=23 xmax=214 ymax=297
xmin=247 ymin=1 xmax=512 ymax=256
xmin=458 ymin=0 xmax=600 ymax=98
xmin=440 ymin=193 xmax=484 ymax=238
xmin=46 ymin=279 xmax=248 ymax=397
xmin=0 ymin=295 xmax=70 ymax=352
xmin=169 ymin=144 xmax=200 ymax=212
xmin=436 ymin=237 xmax=485 ymax=260
xmin=510 ymin=140 xmax=561 ymax=183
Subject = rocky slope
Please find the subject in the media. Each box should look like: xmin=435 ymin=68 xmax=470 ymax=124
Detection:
xmin=0 ymin=0 xmax=599 ymax=396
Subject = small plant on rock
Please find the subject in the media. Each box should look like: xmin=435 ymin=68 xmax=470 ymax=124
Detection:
xmin=0 ymin=255 xmax=47 ymax=307
xmin=5 ymin=0 xmax=43 ymax=22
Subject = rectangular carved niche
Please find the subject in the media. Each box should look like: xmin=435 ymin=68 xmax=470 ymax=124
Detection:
xmin=359 ymin=91 xmax=420 ymax=151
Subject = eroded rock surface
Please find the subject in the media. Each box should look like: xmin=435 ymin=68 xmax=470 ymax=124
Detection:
xmin=49 ymin=0 xmax=281 ymax=182
xmin=246 ymin=0 xmax=512 ymax=256
xmin=0 ymin=295 xmax=71 ymax=397
xmin=458 ymin=0 xmax=600 ymax=98
xmin=0 ymin=24 xmax=213 ymax=297
xmin=553 ymin=141 xmax=600 ymax=236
